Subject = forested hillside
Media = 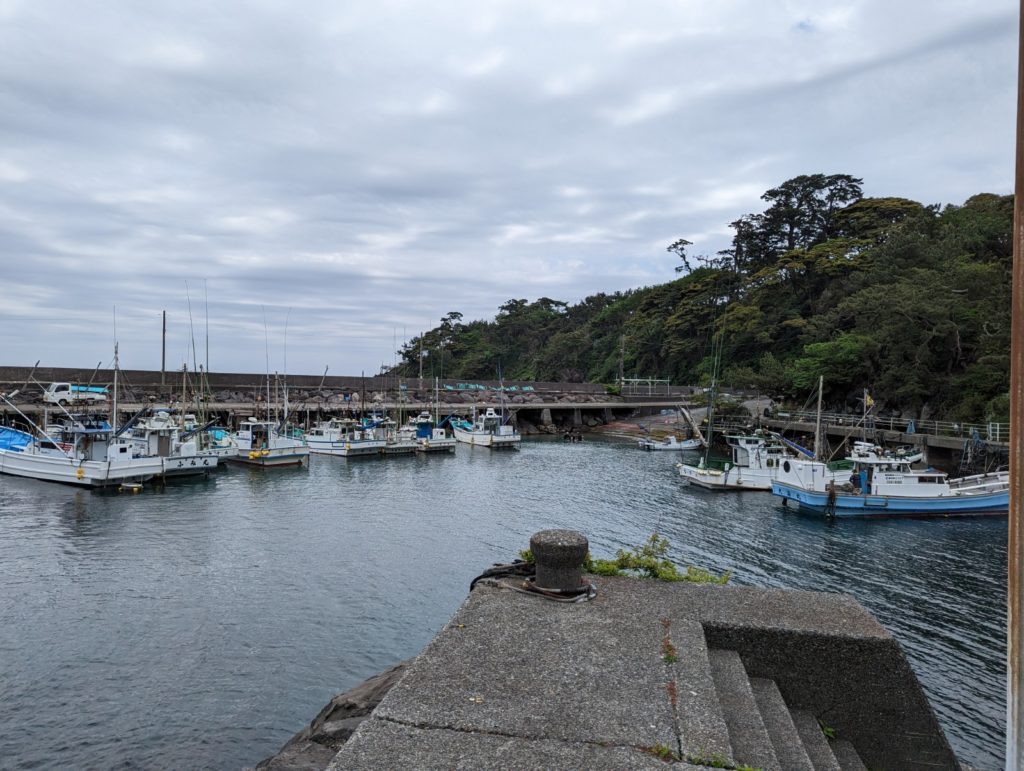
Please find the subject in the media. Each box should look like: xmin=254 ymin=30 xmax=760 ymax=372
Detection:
xmin=393 ymin=175 xmax=1012 ymax=422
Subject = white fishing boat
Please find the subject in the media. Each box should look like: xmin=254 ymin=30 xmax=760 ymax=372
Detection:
xmin=638 ymin=435 xmax=702 ymax=451
xmin=304 ymin=418 xmax=386 ymax=457
xmin=229 ymin=419 xmax=309 ymax=467
xmin=677 ymin=433 xmax=803 ymax=490
xmin=770 ymin=441 xmax=1008 ymax=517
xmin=381 ymin=417 xmax=418 ymax=455
xmin=451 ymin=407 xmax=520 ymax=449
xmin=0 ymin=418 xmax=164 ymax=487
xmin=409 ymin=411 xmax=456 ymax=453
xmin=127 ymin=410 xmax=218 ymax=476
xmin=182 ymin=415 xmax=238 ymax=460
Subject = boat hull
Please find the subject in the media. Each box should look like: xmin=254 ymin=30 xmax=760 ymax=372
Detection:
xmin=161 ymin=454 xmax=219 ymax=476
xmin=0 ymin=448 xmax=163 ymax=487
xmin=226 ymin=448 xmax=309 ymax=467
xmin=418 ymin=438 xmax=456 ymax=453
xmin=677 ymin=463 xmax=774 ymax=491
xmin=639 ymin=438 xmax=702 ymax=451
xmin=453 ymin=428 xmax=521 ymax=449
xmin=772 ymin=480 xmax=1009 ymax=517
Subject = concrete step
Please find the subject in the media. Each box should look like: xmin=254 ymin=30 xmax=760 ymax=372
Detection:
xmin=670 ymin=623 xmax=733 ymax=763
xmin=707 ymin=650 xmax=780 ymax=771
xmin=749 ymin=677 xmax=814 ymax=771
xmin=790 ymin=709 xmax=842 ymax=771
xmin=829 ymin=738 xmax=868 ymax=771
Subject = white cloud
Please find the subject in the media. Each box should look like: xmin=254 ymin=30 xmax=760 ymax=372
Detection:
xmin=603 ymin=90 xmax=677 ymax=126
xmin=0 ymin=0 xmax=1014 ymax=373
xmin=0 ymin=160 xmax=29 ymax=182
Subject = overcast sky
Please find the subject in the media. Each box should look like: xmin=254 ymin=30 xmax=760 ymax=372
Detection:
xmin=0 ymin=0 xmax=1016 ymax=376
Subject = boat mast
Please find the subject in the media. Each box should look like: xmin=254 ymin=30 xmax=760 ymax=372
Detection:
xmin=702 ymin=327 xmax=723 ymax=466
xmin=814 ymin=376 xmax=823 ymax=461
xmin=112 ymin=342 xmax=119 ymax=432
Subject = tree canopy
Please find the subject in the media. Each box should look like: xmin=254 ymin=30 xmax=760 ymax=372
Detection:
xmin=392 ymin=175 xmax=1011 ymax=422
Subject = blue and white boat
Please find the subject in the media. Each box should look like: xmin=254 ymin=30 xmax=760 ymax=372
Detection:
xmin=408 ymin=411 xmax=456 ymax=453
xmin=771 ymin=441 xmax=1008 ymax=517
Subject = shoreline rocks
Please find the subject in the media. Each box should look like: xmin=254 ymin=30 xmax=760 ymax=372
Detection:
xmin=253 ymin=661 xmax=408 ymax=771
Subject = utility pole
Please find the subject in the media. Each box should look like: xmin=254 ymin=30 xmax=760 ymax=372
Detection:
xmin=618 ymin=334 xmax=625 ymax=390
xmin=1008 ymin=1 xmax=1024 ymax=765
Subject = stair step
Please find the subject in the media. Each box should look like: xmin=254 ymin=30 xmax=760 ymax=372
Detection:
xmin=671 ymin=623 xmax=733 ymax=762
xmin=749 ymin=678 xmax=814 ymax=771
xmin=790 ymin=709 xmax=841 ymax=771
xmin=829 ymin=738 xmax=867 ymax=771
xmin=707 ymin=650 xmax=780 ymax=771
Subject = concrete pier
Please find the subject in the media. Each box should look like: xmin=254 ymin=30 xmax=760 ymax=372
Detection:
xmin=260 ymin=531 xmax=963 ymax=771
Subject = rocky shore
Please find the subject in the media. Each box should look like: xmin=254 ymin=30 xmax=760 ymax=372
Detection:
xmin=254 ymin=662 xmax=408 ymax=771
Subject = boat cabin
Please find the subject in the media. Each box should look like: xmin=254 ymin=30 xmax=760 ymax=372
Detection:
xmin=725 ymin=434 xmax=787 ymax=471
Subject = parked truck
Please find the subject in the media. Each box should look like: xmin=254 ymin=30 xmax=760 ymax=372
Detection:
xmin=43 ymin=382 xmax=109 ymax=405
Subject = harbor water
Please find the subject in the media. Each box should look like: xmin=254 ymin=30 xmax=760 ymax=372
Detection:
xmin=0 ymin=438 xmax=1006 ymax=769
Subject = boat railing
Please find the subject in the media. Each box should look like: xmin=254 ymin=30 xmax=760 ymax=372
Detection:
xmin=949 ymin=472 xmax=1010 ymax=492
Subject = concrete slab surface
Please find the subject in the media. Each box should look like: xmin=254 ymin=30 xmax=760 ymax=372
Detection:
xmin=328 ymin=720 xmax=708 ymax=770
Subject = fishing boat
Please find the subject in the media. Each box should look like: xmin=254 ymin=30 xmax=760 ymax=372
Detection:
xmin=127 ymin=410 xmax=219 ymax=476
xmin=451 ymin=407 xmax=520 ymax=449
xmin=229 ymin=418 xmax=309 ymax=467
xmin=182 ymin=414 xmax=238 ymax=460
xmin=676 ymin=433 xmax=803 ymax=491
xmin=304 ymin=418 xmax=386 ymax=457
xmin=638 ymin=435 xmax=702 ymax=451
xmin=409 ymin=411 xmax=456 ymax=453
xmin=771 ymin=442 xmax=1008 ymax=517
xmin=0 ymin=418 xmax=164 ymax=487
xmin=381 ymin=417 xmax=418 ymax=455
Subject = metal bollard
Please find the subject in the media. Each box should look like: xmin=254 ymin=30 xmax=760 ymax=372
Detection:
xmin=530 ymin=529 xmax=588 ymax=591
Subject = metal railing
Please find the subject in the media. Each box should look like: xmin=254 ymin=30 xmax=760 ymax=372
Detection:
xmin=764 ymin=408 xmax=1010 ymax=443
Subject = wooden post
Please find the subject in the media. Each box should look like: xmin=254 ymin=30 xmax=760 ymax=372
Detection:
xmin=1008 ymin=1 xmax=1024 ymax=765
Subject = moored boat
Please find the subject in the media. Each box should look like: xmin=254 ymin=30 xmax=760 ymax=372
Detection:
xmin=451 ymin=407 xmax=520 ymax=449
xmin=127 ymin=410 xmax=218 ymax=476
xmin=638 ymin=435 xmax=702 ymax=451
xmin=381 ymin=417 xmax=418 ymax=455
xmin=410 ymin=411 xmax=456 ymax=453
xmin=771 ymin=445 xmax=1008 ymax=517
xmin=0 ymin=419 xmax=164 ymax=487
xmin=677 ymin=433 xmax=798 ymax=491
xmin=229 ymin=419 xmax=309 ymax=467
xmin=304 ymin=417 xmax=386 ymax=457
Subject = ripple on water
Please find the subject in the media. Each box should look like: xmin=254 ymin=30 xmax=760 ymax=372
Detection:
xmin=0 ymin=439 xmax=1007 ymax=769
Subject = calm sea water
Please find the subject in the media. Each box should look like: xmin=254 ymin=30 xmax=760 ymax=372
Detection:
xmin=0 ymin=439 xmax=1006 ymax=770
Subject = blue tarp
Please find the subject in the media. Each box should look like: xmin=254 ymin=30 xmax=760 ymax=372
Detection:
xmin=0 ymin=426 xmax=33 ymax=451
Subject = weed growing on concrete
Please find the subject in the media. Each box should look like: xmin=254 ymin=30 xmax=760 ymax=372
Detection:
xmin=685 ymin=751 xmax=731 ymax=767
xmin=660 ymin=618 xmax=679 ymax=662
xmin=818 ymin=719 xmax=836 ymax=739
xmin=605 ymin=534 xmax=730 ymax=583
xmin=665 ymin=680 xmax=678 ymax=708
xmin=643 ymin=743 xmax=679 ymax=761
xmin=523 ymin=535 xmax=731 ymax=584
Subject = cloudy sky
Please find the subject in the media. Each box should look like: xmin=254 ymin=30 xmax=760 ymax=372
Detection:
xmin=0 ymin=0 xmax=1016 ymax=376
